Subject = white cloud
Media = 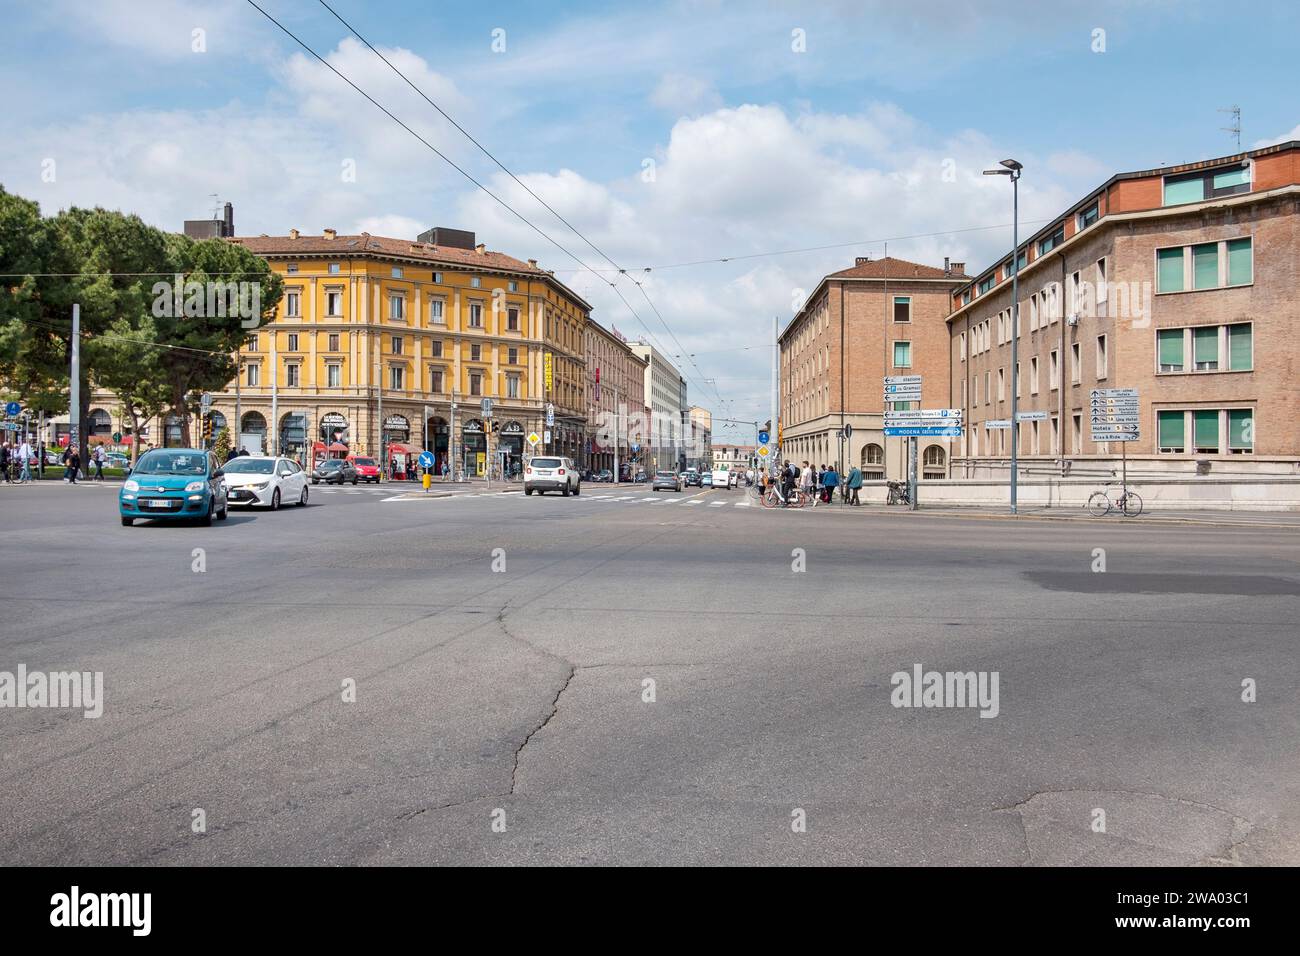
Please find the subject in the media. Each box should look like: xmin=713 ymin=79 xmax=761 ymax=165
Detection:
xmin=1252 ymin=123 xmax=1300 ymax=148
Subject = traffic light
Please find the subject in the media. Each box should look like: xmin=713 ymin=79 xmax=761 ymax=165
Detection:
xmin=201 ymin=415 xmax=213 ymax=445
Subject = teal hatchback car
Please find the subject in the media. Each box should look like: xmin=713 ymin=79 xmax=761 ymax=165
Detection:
xmin=119 ymin=448 xmax=229 ymax=526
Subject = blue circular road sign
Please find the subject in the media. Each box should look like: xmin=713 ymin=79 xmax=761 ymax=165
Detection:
xmin=418 ymin=451 xmax=434 ymax=468
xmin=4 ymin=402 xmax=19 ymax=417
xmin=758 ymin=430 xmax=770 ymax=444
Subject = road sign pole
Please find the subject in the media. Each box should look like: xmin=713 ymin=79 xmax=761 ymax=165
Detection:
xmin=1009 ymin=170 xmax=1020 ymax=515
xmin=908 ymin=436 xmax=918 ymax=511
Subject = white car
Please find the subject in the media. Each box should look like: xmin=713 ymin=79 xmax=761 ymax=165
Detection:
xmin=221 ymin=456 xmax=309 ymax=509
xmin=524 ymin=456 xmax=581 ymax=496
xmin=711 ymin=468 xmax=730 ymax=489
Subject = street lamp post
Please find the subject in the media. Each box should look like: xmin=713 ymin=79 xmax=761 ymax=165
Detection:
xmin=983 ymin=158 xmax=1023 ymax=515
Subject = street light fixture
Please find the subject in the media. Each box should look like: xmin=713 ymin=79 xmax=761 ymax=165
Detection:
xmin=983 ymin=157 xmax=1022 ymax=515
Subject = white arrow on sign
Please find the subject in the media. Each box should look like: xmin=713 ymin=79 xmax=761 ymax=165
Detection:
xmin=884 ymin=375 xmax=923 ymax=385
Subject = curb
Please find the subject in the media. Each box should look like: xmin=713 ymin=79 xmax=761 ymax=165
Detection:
xmin=796 ymin=503 xmax=1300 ymax=529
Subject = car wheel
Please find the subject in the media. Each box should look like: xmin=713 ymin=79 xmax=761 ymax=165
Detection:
xmin=352 ymin=477 xmax=358 ymax=485
xmin=218 ymin=499 xmax=228 ymax=520
xmin=574 ymin=482 xmax=581 ymax=496
xmin=298 ymin=486 xmax=308 ymax=506
xmin=120 ymin=516 xmax=133 ymax=527
xmin=525 ymin=488 xmax=533 ymax=495
xmin=270 ymin=489 xmax=280 ymax=511
xmin=561 ymin=484 xmax=570 ymax=497
xmin=201 ymin=499 xmax=214 ymax=527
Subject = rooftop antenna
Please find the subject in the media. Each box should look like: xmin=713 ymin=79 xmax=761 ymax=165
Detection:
xmin=1218 ymin=106 xmax=1241 ymax=150
xmin=209 ymin=193 xmax=222 ymax=219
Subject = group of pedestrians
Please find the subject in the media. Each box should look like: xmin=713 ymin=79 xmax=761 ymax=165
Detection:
xmin=0 ymin=438 xmax=37 ymax=483
xmin=765 ymin=459 xmax=865 ymax=506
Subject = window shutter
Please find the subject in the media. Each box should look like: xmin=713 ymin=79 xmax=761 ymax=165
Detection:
xmin=1228 ymin=409 xmax=1253 ymax=449
xmin=1228 ymin=324 xmax=1252 ymax=370
xmin=1193 ymin=410 xmax=1219 ymax=449
xmin=1158 ymin=329 xmax=1184 ymax=368
xmin=1158 ymin=411 xmax=1184 ymax=449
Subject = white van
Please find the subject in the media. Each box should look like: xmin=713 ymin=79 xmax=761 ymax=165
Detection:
xmin=711 ymin=468 xmax=730 ymax=489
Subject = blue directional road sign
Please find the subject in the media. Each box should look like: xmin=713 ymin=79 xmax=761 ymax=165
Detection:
xmin=758 ymin=430 xmax=770 ymax=445
xmin=418 ymin=451 xmax=434 ymax=468
xmin=4 ymin=402 xmax=19 ymax=416
xmin=884 ymin=426 xmax=963 ymax=438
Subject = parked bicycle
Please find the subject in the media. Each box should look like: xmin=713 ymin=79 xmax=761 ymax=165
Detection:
xmin=886 ymin=479 xmax=911 ymax=506
xmin=1086 ymin=482 xmax=1143 ymax=517
xmin=761 ymin=484 xmax=806 ymax=509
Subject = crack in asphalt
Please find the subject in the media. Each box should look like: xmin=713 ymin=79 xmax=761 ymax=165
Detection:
xmin=510 ymin=665 xmax=577 ymax=796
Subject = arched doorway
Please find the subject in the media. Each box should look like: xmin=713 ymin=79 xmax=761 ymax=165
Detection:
xmin=462 ymin=419 xmax=486 ymax=476
xmin=426 ymin=416 xmax=449 ymax=475
xmin=239 ymin=411 xmax=268 ymax=456
xmin=499 ymin=420 xmax=524 ymax=478
xmin=279 ymin=412 xmax=307 ymax=461
xmin=319 ymin=412 xmax=349 ymax=445
xmin=861 ymin=442 xmax=884 ymax=480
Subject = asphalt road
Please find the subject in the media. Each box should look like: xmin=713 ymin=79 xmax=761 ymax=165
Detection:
xmin=1 ymin=479 xmax=1297 ymax=865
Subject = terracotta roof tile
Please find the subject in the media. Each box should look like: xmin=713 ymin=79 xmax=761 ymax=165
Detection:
xmin=229 ymin=233 xmax=546 ymax=275
xmin=827 ymin=256 xmax=967 ymax=280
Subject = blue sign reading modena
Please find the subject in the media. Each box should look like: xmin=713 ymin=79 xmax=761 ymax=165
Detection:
xmin=418 ymin=451 xmax=434 ymax=468
xmin=883 ymin=426 xmax=963 ymax=438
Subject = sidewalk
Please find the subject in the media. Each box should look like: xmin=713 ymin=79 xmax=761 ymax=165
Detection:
xmin=813 ymin=498 xmax=1300 ymax=529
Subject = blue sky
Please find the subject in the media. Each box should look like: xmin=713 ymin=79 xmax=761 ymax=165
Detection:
xmin=3 ymin=0 xmax=1297 ymax=427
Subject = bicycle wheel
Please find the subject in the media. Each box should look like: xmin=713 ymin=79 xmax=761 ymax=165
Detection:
xmin=1122 ymin=491 xmax=1143 ymax=517
xmin=1086 ymin=491 xmax=1111 ymax=517
xmin=789 ymin=490 xmax=806 ymax=509
xmin=761 ymin=488 xmax=779 ymax=509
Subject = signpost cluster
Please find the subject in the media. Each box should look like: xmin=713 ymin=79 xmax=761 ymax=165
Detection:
xmin=881 ymin=376 xmax=963 ymax=509
xmin=1090 ymin=387 xmax=1140 ymax=498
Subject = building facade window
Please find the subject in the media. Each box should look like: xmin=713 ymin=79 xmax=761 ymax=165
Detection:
xmin=285 ymin=291 xmax=300 ymax=317
xmin=391 ymin=335 xmax=403 ymax=355
xmin=469 ymin=303 xmax=483 ymax=328
xmin=469 ymin=372 xmax=482 ymax=396
xmin=389 ymin=294 xmax=404 ymax=320
xmin=285 ymin=363 xmax=299 ymax=387
xmin=389 ymin=366 xmax=404 ymax=390
xmin=328 ymin=333 xmax=340 ymax=351
xmin=892 ymin=341 xmax=912 ymax=368
xmin=431 ymin=340 xmax=443 ymax=358
xmin=286 ymin=333 xmax=299 ymax=352
xmin=1157 ymin=237 xmax=1253 ymax=293
xmin=1077 ymin=201 xmax=1100 ymax=230
xmin=506 ymin=374 xmax=520 ymax=398
xmin=326 ymin=364 xmax=341 ymax=388
xmin=246 ymin=363 xmax=260 ymax=387
xmin=470 ymin=343 xmax=481 ymax=361
xmin=1157 ymin=323 xmax=1252 ymax=374
xmin=1038 ymin=224 xmax=1065 ymax=256
xmin=1163 ymin=164 xmax=1251 ymax=206
xmin=429 ymin=298 xmax=445 ymax=324
xmin=328 ymin=263 xmax=340 ymax=275
xmin=326 ymin=291 xmax=342 ymax=316
xmin=430 ymin=368 xmax=444 ymax=392
xmin=507 ymin=307 xmax=520 ymax=331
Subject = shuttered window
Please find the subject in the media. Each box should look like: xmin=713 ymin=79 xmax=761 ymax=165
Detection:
xmin=1158 ymin=411 xmax=1184 ymax=452
xmin=1228 ymin=324 xmax=1252 ymax=370
xmin=1193 ymin=410 xmax=1219 ymax=452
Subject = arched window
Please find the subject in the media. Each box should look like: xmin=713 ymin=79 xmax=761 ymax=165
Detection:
xmin=923 ymin=445 xmax=946 ymax=479
xmin=88 ymin=408 xmax=112 ymax=436
xmin=240 ymin=412 xmax=267 ymax=433
xmin=861 ymin=443 xmax=884 ymax=480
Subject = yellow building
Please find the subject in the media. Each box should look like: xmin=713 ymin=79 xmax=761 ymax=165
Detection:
xmin=216 ymin=227 xmax=591 ymax=476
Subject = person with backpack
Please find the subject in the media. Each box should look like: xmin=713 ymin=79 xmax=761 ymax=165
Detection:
xmin=62 ymin=444 xmax=80 ymax=483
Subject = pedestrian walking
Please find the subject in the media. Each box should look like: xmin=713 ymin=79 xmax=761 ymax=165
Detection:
xmin=847 ymin=465 xmax=862 ymax=505
xmin=18 ymin=437 xmax=33 ymax=483
xmin=0 ymin=442 xmax=10 ymax=483
xmin=822 ymin=463 xmax=839 ymax=503
xmin=92 ymin=444 xmax=106 ymax=480
xmin=62 ymin=445 xmax=80 ymax=483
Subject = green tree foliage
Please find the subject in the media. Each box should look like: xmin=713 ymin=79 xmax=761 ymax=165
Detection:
xmin=0 ymin=186 xmax=281 ymax=454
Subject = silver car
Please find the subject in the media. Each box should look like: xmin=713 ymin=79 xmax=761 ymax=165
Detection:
xmin=651 ymin=470 xmax=681 ymax=492
xmin=524 ymin=456 xmax=581 ymax=496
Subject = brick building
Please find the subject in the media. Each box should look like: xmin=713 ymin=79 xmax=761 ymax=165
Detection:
xmin=584 ymin=318 xmax=648 ymax=474
xmin=779 ymin=256 xmax=970 ymax=479
xmin=949 ymin=140 xmax=1300 ymax=477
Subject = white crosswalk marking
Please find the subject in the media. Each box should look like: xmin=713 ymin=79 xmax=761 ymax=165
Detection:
xmin=685 ymin=500 xmax=703 ymax=506
xmin=709 ymin=501 xmax=725 ymax=507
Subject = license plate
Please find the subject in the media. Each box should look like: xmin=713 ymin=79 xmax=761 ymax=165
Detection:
xmin=144 ymin=500 xmax=173 ymax=509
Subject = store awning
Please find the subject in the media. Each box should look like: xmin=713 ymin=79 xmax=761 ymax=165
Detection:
xmin=387 ymin=443 xmax=415 ymax=455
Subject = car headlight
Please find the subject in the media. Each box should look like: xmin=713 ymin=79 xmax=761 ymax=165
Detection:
xmin=185 ymin=480 xmax=206 ymax=492
xmin=250 ymin=481 xmax=270 ymax=490
xmin=123 ymin=479 xmax=140 ymax=492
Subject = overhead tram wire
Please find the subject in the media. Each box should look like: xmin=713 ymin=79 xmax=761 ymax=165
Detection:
xmin=309 ymin=0 xmax=725 ymax=408
xmin=242 ymin=1 xmax=686 ymax=382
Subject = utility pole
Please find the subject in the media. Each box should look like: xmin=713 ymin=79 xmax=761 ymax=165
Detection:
xmin=984 ymin=158 xmax=1023 ymax=514
xmin=70 ymin=304 xmax=81 ymax=465
xmin=771 ymin=315 xmax=778 ymax=476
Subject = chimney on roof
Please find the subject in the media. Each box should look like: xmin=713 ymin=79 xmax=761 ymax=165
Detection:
xmin=944 ymin=256 xmax=950 ymax=275
xmin=417 ymin=227 xmax=475 ymax=250
xmin=950 ymin=261 xmax=965 ymax=275
xmin=223 ymin=202 xmax=234 ymax=237
xmin=323 ymin=228 xmax=337 ymax=240
xmin=475 ymin=243 xmax=486 ymax=255
xmin=289 ymin=228 xmax=299 ymax=240
xmin=527 ymin=259 xmax=538 ymax=268
xmin=855 ymin=256 xmax=871 ymax=266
